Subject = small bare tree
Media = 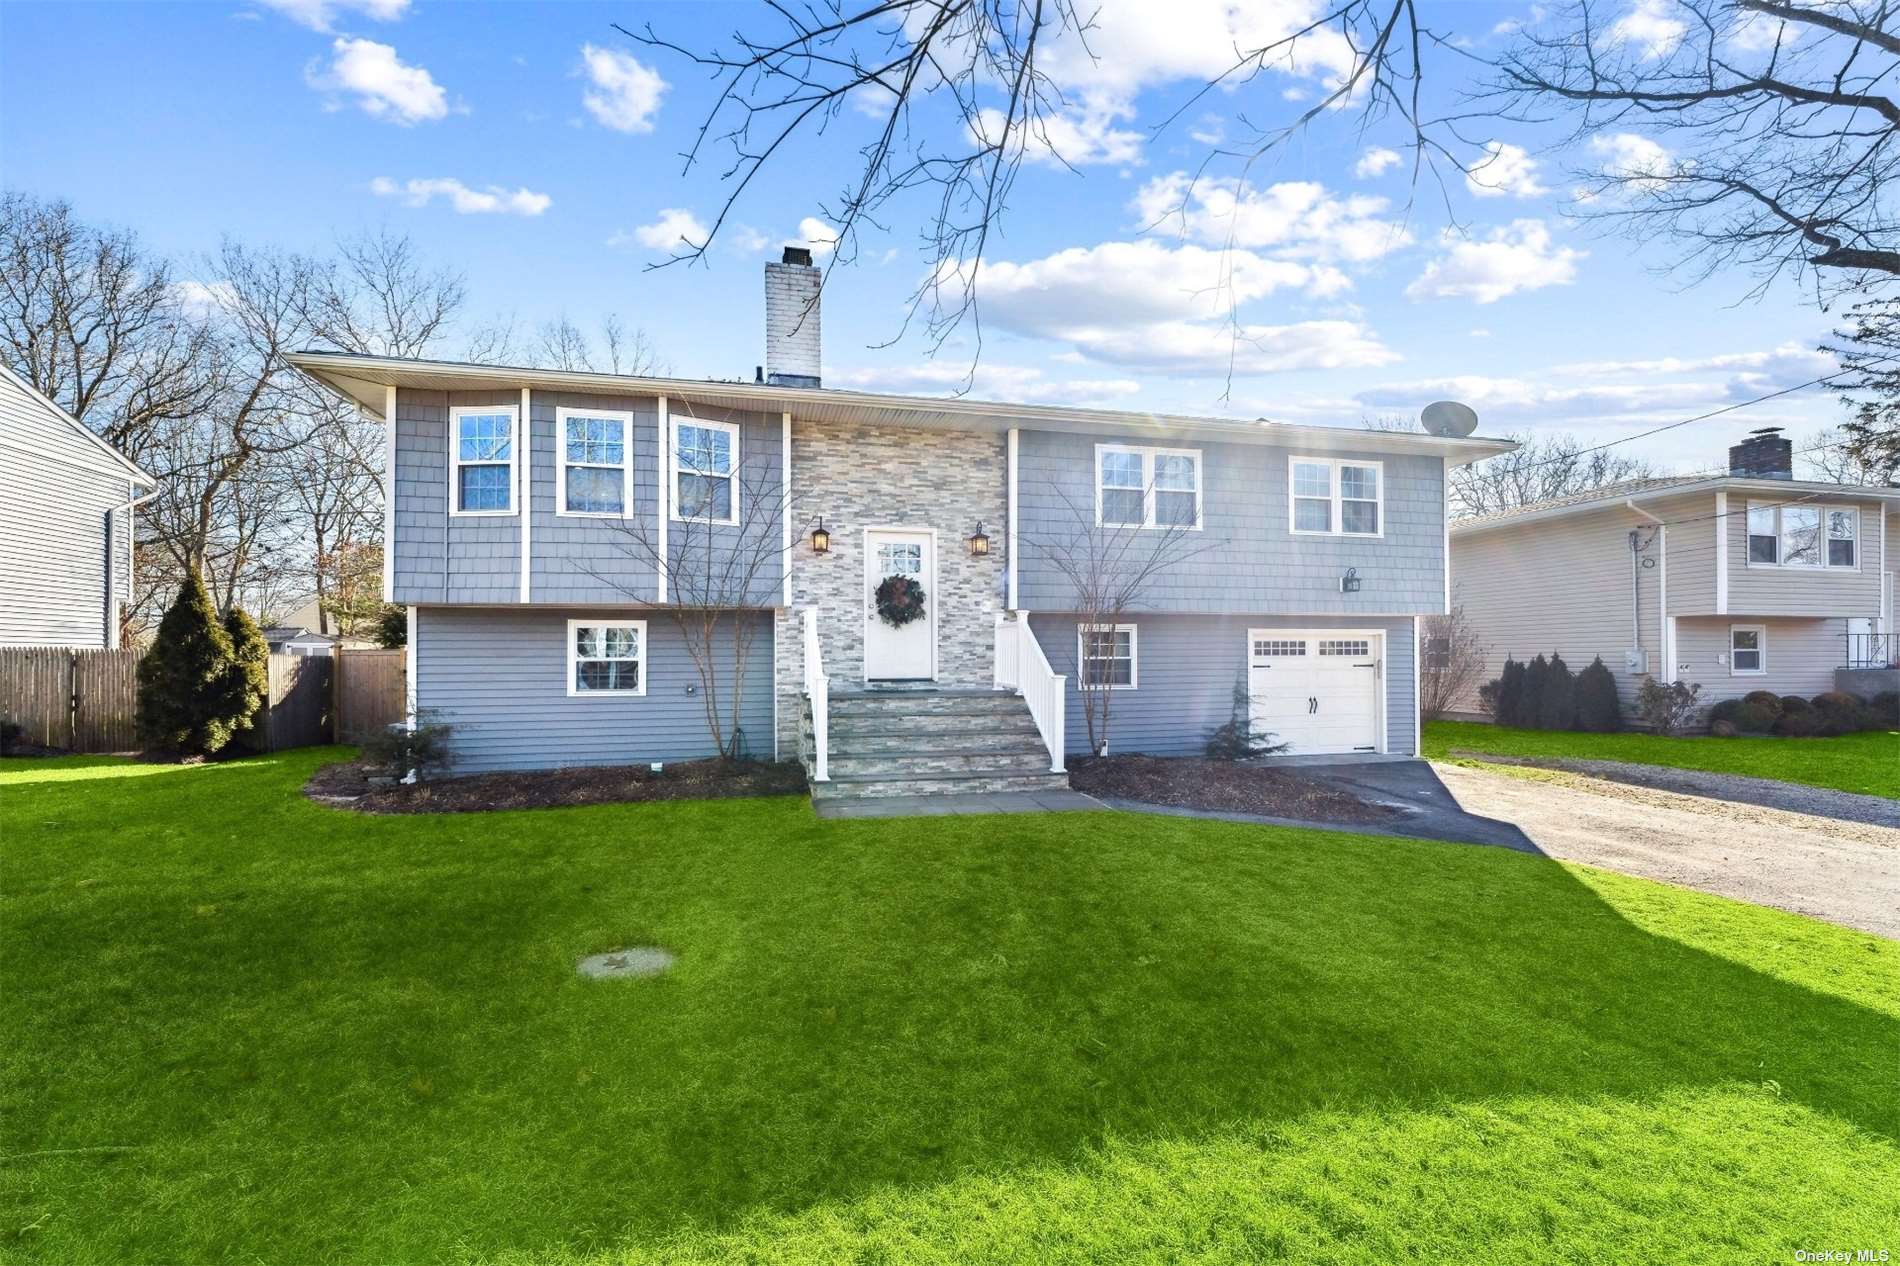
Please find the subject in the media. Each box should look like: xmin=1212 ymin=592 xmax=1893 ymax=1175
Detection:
xmin=1419 ymin=607 xmax=1488 ymax=722
xmin=1025 ymin=473 xmax=1223 ymax=756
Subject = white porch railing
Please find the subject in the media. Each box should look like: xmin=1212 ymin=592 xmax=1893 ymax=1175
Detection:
xmin=994 ymin=610 xmax=1065 ymax=773
xmin=802 ymin=607 xmax=830 ymax=782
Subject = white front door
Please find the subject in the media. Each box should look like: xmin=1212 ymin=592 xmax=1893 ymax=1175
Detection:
xmin=1247 ymin=630 xmax=1383 ymax=755
xmin=864 ymin=529 xmax=935 ymax=680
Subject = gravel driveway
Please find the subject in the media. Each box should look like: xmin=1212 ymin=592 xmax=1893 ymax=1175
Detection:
xmin=1434 ymin=761 xmax=1900 ymax=939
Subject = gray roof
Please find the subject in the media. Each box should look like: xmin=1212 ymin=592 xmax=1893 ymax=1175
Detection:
xmin=1456 ymin=475 xmax=1707 ymax=528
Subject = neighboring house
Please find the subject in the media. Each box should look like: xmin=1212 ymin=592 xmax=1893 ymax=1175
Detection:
xmin=263 ymin=626 xmax=340 ymax=656
xmin=0 ymin=363 xmax=157 ymax=649
xmin=288 ymin=248 xmax=1511 ymax=796
xmin=1450 ymin=430 xmax=1900 ymax=718
xmin=274 ymin=595 xmax=376 ymax=650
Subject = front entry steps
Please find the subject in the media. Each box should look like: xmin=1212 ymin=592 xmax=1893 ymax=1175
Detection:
xmin=810 ymin=688 xmax=1072 ymax=802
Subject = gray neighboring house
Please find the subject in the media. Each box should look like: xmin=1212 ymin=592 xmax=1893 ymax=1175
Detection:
xmin=288 ymin=248 xmax=1512 ymax=797
xmin=1450 ymin=430 xmax=1900 ymax=718
xmin=263 ymin=626 xmax=340 ymax=656
xmin=0 ymin=363 xmax=156 ymax=649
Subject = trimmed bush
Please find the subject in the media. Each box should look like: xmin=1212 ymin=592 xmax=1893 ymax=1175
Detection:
xmin=1537 ymin=652 xmax=1577 ymax=731
xmin=1810 ymin=691 xmax=1865 ymax=736
xmin=1772 ymin=708 xmax=1820 ymax=737
xmin=221 ymin=607 xmax=271 ymax=753
xmin=1867 ymin=692 xmax=1899 ymax=730
xmin=1742 ymin=690 xmax=1784 ymax=715
xmin=1573 ymin=656 xmax=1621 ymax=733
xmin=1523 ymin=655 xmax=1549 ymax=729
xmin=137 ymin=568 xmax=241 ymax=755
xmin=1709 ymin=719 xmax=1739 ymax=738
xmin=1497 ymin=658 xmax=1527 ymax=727
xmin=1778 ymin=696 xmax=1815 ymax=718
xmin=1707 ymin=698 xmax=1776 ymax=736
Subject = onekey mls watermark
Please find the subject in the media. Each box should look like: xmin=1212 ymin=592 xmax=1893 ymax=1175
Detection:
xmin=1794 ymin=1251 xmax=1890 ymax=1263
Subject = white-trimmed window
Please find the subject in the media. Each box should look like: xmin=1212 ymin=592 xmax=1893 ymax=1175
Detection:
xmin=673 ymin=417 xmax=739 ymax=524
xmin=450 ymin=406 xmax=516 ymax=515
xmin=1077 ymin=623 xmax=1137 ymax=690
xmin=567 ymin=619 xmax=646 ymax=696
xmin=1095 ymin=445 xmax=1202 ymax=529
xmin=1289 ymin=456 xmax=1382 ymax=537
xmin=1746 ymin=501 xmax=1857 ymax=570
xmin=557 ymin=407 xmax=631 ymax=516
xmin=1729 ymin=624 xmax=1765 ymax=675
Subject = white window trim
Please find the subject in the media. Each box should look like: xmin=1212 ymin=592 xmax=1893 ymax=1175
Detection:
xmin=671 ymin=415 xmax=741 ymax=526
xmin=1728 ymin=623 xmax=1767 ymax=676
xmin=1288 ymin=455 xmax=1384 ymax=539
xmin=448 ymin=404 xmax=519 ymax=517
xmin=1744 ymin=500 xmax=1861 ymax=572
xmin=566 ymin=618 xmax=649 ymax=697
xmin=555 ymin=406 xmax=634 ymax=519
xmin=1093 ymin=443 xmax=1204 ymax=531
xmin=1076 ymin=622 xmax=1138 ymax=691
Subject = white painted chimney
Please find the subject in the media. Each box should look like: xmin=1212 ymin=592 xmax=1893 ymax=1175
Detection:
xmin=764 ymin=246 xmax=822 ymax=388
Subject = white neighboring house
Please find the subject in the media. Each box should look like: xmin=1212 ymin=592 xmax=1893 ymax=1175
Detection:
xmin=263 ymin=626 xmax=340 ymax=657
xmin=0 ymin=363 xmax=157 ymax=648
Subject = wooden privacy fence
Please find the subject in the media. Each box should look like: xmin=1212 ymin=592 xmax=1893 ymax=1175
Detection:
xmin=0 ymin=647 xmax=405 ymax=754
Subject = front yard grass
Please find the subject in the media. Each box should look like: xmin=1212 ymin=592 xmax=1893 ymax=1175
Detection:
xmin=3 ymin=749 xmax=1895 ymax=1263
xmin=1425 ymin=719 xmax=1900 ymax=799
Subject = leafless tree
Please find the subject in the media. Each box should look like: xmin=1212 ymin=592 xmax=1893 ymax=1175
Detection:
xmin=1492 ymin=0 xmax=1900 ymax=299
xmin=526 ymin=312 xmax=668 ymax=375
xmin=1419 ymin=606 xmax=1488 ymax=721
xmin=1023 ymin=475 xmax=1224 ymax=755
xmin=302 ymin=227 xmax=466 ymax=358
xmin=1451 ymin=431 xmax=1659 ymax=517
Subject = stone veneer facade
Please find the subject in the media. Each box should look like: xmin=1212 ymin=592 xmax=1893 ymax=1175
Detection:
xmin=774 ymin=418 xmax=1008 ymax=758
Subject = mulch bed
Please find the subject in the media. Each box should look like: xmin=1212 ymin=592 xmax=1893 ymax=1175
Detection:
xmin=306 ymin=757 xmax=807 ymax=814
xmin=1069 ymin=754 xmax=1397 ymax=826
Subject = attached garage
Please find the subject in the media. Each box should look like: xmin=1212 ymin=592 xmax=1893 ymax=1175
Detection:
xmin=1247 ymin=629 xmax=1385 ymax=754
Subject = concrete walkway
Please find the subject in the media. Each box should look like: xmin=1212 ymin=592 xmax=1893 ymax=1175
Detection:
xmin=813 ymin=789 xmax=1107 ymax=819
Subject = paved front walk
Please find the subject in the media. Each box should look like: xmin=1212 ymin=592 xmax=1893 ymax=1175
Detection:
xmin=813 ymin=789 xmax=1107 ymax=819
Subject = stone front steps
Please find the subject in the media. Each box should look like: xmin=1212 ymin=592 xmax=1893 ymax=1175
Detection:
xmin=810 ymin=688 xmax=1069 ymax=801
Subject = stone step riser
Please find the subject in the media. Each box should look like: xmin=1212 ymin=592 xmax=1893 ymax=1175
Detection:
xmin=827 ymin=751 xmax=1056 ymax=778
xmin=829 ymin=715 xmax=1041 ymax=738
xmin=829 ymin=695 xmax=1026 ymax=718
xmin=829 ymin=734 xmax=1044 ymax=757
xmin=812 ymin=772 xmax=1073 ymax=800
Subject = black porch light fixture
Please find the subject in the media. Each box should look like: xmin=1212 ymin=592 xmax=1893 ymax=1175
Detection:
xmin=810 ymin=517 xmax=831 ymax=554
xmin=1340 ymin=566 xmax=1362 ymax=593
xmin=968 ymin=522 xmax=990 ymax=557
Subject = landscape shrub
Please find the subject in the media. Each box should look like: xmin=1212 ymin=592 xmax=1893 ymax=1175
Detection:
xmin=1492 ymin=657 xmax=1527 ymax=726
xmin=375 ymin=605 xmax=408 ymax=649
xmin=221 ymin=607 xmax=272 ymax=753
xmin=361 ymin=710 xmax=455 ymax=778
xmin=0 ymin=721 xmax=23 ymax=756
xmin=136 ymin=568 xmax=244 ymax=756
xmin=1635 ymin=677 xmax=1702 ymax=736
xmin=1867 ymin=691 xmax=1899 ymax=729
xmin=1709 ymin=719 xmax=1739 ymax=738
xmin=1777 ymin=696 xmax=1815 ymax=719
xmin=1477 ymin=678 xmax=1502 ymax=718
xmin=1572 ymin=656 xmax=1621 ymax=733
xmin=1706 ymin=697 xmax=1776 ymax=736
xmin=1772 ymin=708 xmax=1820 ymax=738
xmin=1522 ymin=655 xmax=1549 ymax=729
xmin=1741 ymin=690 xmax=1784 ymax=715
xmin=1810 ymin=691 xmax=1865 ymax=736
xmin=1204 ymin=679 xmax=1289 ymax=759
xmin=1537 ymin=652 xmax=1577 ymax=731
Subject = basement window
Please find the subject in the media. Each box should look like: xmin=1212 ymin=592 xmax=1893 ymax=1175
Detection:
xmin=568 ymin=620 xmax=646 ymax=696
xmin=1077 ymin=624 xmax=1138 ymax=690
xmin=1729 ymin=625 xmax=1765 ymax=675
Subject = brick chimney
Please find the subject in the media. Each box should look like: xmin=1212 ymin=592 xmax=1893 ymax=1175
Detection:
xmin=764 ymin=246 xmax=821 ymax=388
xmin=1728 ymin=427 xmax=1792 ymax=480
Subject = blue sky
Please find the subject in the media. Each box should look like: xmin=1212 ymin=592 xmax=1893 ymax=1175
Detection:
xmin=0 ymin=0 xmax=1845 ymax=472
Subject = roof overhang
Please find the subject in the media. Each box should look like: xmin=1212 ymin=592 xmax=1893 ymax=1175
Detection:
xmin=1452 ymin=475 xmax=1900 ymax=536
xmin=286 ymin=351 xmax=1519 ymax=466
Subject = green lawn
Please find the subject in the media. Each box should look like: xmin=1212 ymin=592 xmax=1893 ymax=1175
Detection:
xmin=1425 ymin=719 xmax=1900 ymax=799
xmin=3 ymin=750 xmax=1895 ymax=1264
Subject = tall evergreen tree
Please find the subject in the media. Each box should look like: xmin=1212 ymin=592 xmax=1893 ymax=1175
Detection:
xmin=137 ymin=568 xmax=239 ymax=754
xmin=1574 ymin=657 xmax=1622 ymax=733
xmin=221 ymin=606 xmax=271 ymax=752
xmin=1538 ymin=652 xmax=1576 ymax=731
xmin=1522 ymin=655 xmax=1550 ymax=730
xmin=1494 ymin=657 xmax=1526 ymax=727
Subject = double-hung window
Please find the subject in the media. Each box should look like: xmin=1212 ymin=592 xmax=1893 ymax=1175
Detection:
xmin=673 ymin=417 xmax=739 ymax=524
xmin=1746 ymin=501 xmax=1857 ymax=569
xmin=1077 ymin=624 xmax=1137 ymax=689
xmin=1095 ymin=445 xmax=1201 ymax=529
xmin=1289 ymin=456 xmax=1382 ymax=536
xmin=1729 ymin=624 xmax=1765 ymax=675
xmin=450 ymin=406 xmax=516 ymax=515
xmin=558 ymin=408 xmax=632 ymax=516
xmin=568 ymin=619 xmax=646 ymax=696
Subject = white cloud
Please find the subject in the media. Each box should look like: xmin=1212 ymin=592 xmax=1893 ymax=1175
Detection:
xmin=255 ymin=0 xmax=407 ymax=32
xmin=971 ymin=105 xmax=1142 ymax=167
xmin=1465 ymin=141 xmax=1547 ymax=199
xmin=1587 ymin=132 xmax=1675 ymax=191
xmin=728 ymin=225 xmax=772 ymax=253
xmin=579 ymin=44 xmax=667 ymax=133
xmin=370 ymin=177 xmax=550 ymax=216
xmin=310 ymin=37 xmax=450 ymax=125
xmin=1354 ymin=147 xmax=1401 ymax=179
xmin=789 ymin=217 xmax=838 ymax=257
xmin=1609 ymin=0 xmax=1687 ymax=59
xmin=829 ymin=362 xmax=1142 ymax=406
xmin=1134 ymin=173 xmax=1412 ymax=263
xmin=611 ymin=208 xmax=707 ymax=251
xmin=1406 ymin=220 xmax=1582 ymax=304
xmin=172 ymin=280 xmax=237 ymax=318
xmin=1056 ymin=318 xmax=1398 ymax=376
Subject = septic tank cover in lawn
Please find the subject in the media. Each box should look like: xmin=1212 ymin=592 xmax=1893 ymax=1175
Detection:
xmin=577 ymin=948 xmax=674 ymax=979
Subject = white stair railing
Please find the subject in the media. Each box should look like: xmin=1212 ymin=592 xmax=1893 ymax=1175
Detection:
xmin=998 ymin=610 xmax=1065 ymax=773
xmin=802 ymin=607 xmax=830 ymax=782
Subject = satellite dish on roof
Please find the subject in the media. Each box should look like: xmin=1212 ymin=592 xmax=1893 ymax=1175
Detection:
xmin=1421 ymin=400 xmax=1479 ymax=437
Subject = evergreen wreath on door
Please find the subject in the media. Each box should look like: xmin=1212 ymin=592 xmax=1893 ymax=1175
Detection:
xmin=874 ymin=573 xmax=927 ymax=627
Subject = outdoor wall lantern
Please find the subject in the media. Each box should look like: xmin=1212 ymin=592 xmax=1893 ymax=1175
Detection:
xmin=968 ymin=522 xmax=990 ymax=557
xmin=811 ymin=518 xmax=831 ymax=554
xmin=1340 ymin=566 xmax=1362 ymax=593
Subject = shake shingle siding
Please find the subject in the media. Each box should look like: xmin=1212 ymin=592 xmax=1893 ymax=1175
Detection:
xmin=1028 ymin=612 xmax=1416 ymax=757
xmin=1015 ymin=430 xmax=1445 ymax=615
xmin=529 ymin=390 xmax=660 ymax=604
xmin=414 ymin=606 xmax=776 ymax=772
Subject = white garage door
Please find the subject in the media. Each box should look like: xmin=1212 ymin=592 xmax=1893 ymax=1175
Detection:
xmin=1247 ymin=630 xmax=1382 ymax=755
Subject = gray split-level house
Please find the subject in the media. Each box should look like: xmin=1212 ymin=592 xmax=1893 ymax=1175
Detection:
xmin=0 ymin=363 xmax=156 ymax=649
xmin=288 ymin=248 xmax=1513 ymax=800
xmin=1450 ymin=429 xmax=1900 ymax=718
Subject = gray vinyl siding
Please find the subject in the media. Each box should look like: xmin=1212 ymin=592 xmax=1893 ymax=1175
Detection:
xmin=1028 ymin=612 xmax=1416 ymax=757
xmin=1015 ymin=430 xmax=1445 ymax=615
xmin=1674 ymin=616 xmax=1849 ymax=703
xmin=413 ymin=605 xmax=776 ymax=773
xmin=391 ymin=387 xmax=783 ymax=608
xmin=1725 ymin=490 xmax=1885 ymax=617
xmin=0 ymin=372 xmax=138 ymax=648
